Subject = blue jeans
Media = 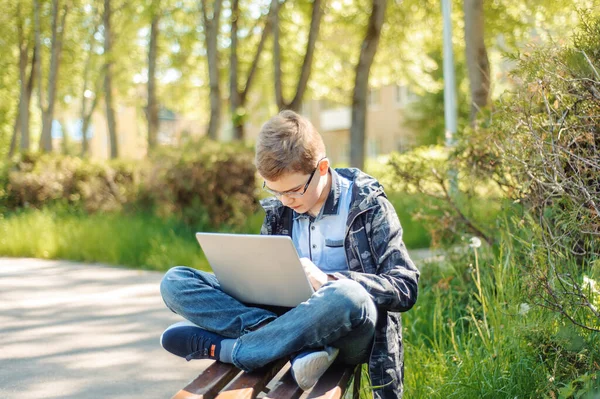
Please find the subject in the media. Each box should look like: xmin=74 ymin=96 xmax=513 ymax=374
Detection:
xmin=160 ymin=266 xmax=377 ymax=372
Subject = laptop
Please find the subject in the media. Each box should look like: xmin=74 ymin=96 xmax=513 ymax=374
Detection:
xmin=195 ymin=232 xmax=315 ymax=307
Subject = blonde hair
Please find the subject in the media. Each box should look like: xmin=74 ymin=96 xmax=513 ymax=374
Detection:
xmin=255 ymin=110 xmax=325 ymax=180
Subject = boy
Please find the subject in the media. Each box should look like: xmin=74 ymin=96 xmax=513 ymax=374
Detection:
xmin=159 ymin=110 xmax=419 ymax=399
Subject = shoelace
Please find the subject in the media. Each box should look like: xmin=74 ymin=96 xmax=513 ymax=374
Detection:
xmin=185 ymin=333 xmax=211 ymax=361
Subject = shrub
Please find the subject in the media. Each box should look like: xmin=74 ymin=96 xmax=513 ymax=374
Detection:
xmin=1 ymin=152 xmax=141 ymax=213
xmin=385 ymin=13 xmax=600 ymax=333
xmin=138 ymin=138 xmax=258 ymax=229
xmin=385 ymin=145 xmax=505 ymax=248
xmin=1 ymin=139 xmax=260 ymax=230
xmin=491 ymin=13 xmax=600 ymax=332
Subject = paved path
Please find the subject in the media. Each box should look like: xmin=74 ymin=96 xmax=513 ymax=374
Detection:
xmin=0 ymin=251 xmax=433 ymax=398
xmin=0 ymin=258 xmax=213 ymax=399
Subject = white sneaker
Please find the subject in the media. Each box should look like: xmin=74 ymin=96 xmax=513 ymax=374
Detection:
xmin=290 ymin=347 xmax=340 ymax=391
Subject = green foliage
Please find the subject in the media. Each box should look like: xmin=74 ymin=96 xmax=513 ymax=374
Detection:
xmin=402 ymin=49 xmax=471 ymax=146
xmin=0 ymin=139 xmax=259 ymax=229
xmin=403 ymin=240 xmax=600 ymax=398
xmin=557 ymin=372 xmax=600 ymax=399
xmin=385 ymin=192 xmax=431 ymax=250
xmin=385 ymin=145 xmax=505 ymax=248
xmin=141 ymin=138 xmax=258 ymax=228
xmin=0 ymin=206 xmax=209 ymax=271
xmin=382 ymin=16 xmax=600 ymax=397
xmin=490 ymin=13 xmax=600 ymax=331
xmin=1 ymin=152 xmax=141 ymax=213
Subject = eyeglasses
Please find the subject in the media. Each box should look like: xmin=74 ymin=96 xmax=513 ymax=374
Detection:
xmin=262 ymin=157 xmax=326 ymax=198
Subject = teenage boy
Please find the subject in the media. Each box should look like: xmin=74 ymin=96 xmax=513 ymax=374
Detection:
xmin=159 ymin=110 xmax=419 ymax=399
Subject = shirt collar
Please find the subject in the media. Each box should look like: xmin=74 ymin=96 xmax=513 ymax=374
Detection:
xmin=293 ymin=168 xmax=342 ymax=221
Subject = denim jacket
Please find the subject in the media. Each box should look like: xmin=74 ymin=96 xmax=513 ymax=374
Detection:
xmin=260 ymin=168 xmax=420 ymax=399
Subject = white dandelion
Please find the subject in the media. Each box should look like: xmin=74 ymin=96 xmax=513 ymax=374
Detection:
xmin=469 ymin=237 xmax=482 ymax=248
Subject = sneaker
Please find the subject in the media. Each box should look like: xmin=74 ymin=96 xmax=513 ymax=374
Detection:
xmin=290 ymin=347 xmax=340 ymax=391
xmin=160 ymin=320 xmax=226 ymax=361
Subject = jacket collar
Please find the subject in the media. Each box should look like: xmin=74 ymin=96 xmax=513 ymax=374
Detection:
xmin=260 ymin=167 xmax=386 ymax=225
xmin=293 ymin=168 xmax=343 ymax=221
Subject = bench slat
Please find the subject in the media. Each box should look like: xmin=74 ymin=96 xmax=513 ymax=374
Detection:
xmin=263 ymin=367 xmax=303 ymax=399
xmin=214 ymin=358 xmax=288 ymax=399
xmin=171 ymin=362 xmax=242 ymax=399
xmin=306 ymin=365 xmax=356 ymax=399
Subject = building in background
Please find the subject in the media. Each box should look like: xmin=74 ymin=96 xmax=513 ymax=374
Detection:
xmin=53 ymin=83 xmax=417 ymax=162
xmin=244 ymin=84 xmax=419 ymax=165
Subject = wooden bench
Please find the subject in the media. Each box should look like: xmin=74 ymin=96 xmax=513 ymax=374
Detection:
xmin=171 ymin=358 xmax=362 ymax=399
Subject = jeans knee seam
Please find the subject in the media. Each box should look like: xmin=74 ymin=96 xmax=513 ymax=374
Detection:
xmin=241 ymin=315 xmax=277 ymax=336
xmin=231 ymin=338 xmax=252 ymax=372
xmin=298 ymin=315 xmax=376 ymax=352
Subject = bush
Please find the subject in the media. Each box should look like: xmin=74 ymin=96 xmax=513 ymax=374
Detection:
xmin=403 ymin=233 xmax=600 ymax=398
xmin=490 ymin=13 xmax=600 ymax=332
xmin=384 ymin=145 xmax=505 ymax=248
xmin=385 ymin=13 xmax=600 ymax=333
xmin=0 ymin=139 xmax=260 ymax=230
xmin=1 ymin=152 xmax=141 ymax=213
xmin=140 ymin=138 xmax=258 ymax=228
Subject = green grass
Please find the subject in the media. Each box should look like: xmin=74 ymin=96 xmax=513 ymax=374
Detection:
xmin=401 ymin=244 xmax=600 ymax=399
xmin=3 ymin=205 xmax=600 ymax=398
xmin=387 ymin=192 xmax=432 ymax=249
xmin=0 ymin=192 xmax=431 ymax=273
xmin=0 ymin=207 xmax=211 ymax=271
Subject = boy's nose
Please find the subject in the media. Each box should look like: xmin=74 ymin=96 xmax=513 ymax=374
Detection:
xmin=280 ymin=195 xmax=294 ymax=207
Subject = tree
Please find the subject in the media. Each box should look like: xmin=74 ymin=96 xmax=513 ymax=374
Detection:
xmin=349 ymin=0 xmax=387 ymax=170
xmin=35 ymin=0 xmax=70 ymax=153
xmin=147 ymin=0 xmax=160 ymax=152
xmin=464 ymin=0 xmax=490 ymax=123
xmin=272 ymin=0 xmax=324 ymax=112
xmin=200 ymin=0 xmax=223 ymax=140
xmin=79 ymin=10 xmax=103 ymax=157
xmin=229 ymin=0 xmax=273 ymax=141
xmin=11 ymin=2 xmax=37 ymax=155
xmin=103 ymin=0 xmax=118 ymax=158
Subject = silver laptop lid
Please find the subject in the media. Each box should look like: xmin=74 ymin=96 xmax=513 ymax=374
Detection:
xmin=195 ymin=233 xmax=314 ymax=307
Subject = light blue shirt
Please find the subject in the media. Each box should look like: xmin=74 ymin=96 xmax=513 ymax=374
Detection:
xmin=292 ymin=169 xmax=353 ymax=273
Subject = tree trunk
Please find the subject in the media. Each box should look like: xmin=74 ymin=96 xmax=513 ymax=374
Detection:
xmin=80 ymin=80 xmax=100 ymax=158
xmin=350 ymin=0 xmax=387 ymax=170
xmin=147 ymin=1 xmax=160 ymax=152
xmin=104 ymin=0 xmax=118 ymax=158
xmin=33 ymin=0 xmax=43 ymax=150
xmin=230 ymin=2 xmax=274 ymax=141
xmin=21 ymin=46 xmax=36 ymax=153
xmin=229 ymin=0 xmax=241 ymax=140
xmin=80 ymin=93 xmax=98 ymax=157
xmin=60 ymin=119 xmax=69 ymax=154
xmin=272 ymin=0 xmax=283 ymax=111
xmin=464 ymin=0 xmax=490 ymax=123
xmin=240 ymin=5 xmax=272 ymax=104
xmin=201 ymin=0 xmax=223 ymax=141
xmin=80 ymin=42 xmax=92 ymax=157
xmin=272 ymin=0 xmax=322 ymax=112
xmin=9 ymin=110 xmax=19 ymax=157
xmin=38 ymin=0 xmax=69 ymax=153
xmin=15 ymin=7 xmax=36 ymax=155
xmin=80 ymin=17 xmax=101 ymax=157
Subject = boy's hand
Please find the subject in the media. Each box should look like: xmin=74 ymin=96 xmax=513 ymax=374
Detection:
xmin=299 ymin=257 xmax=329 ymax=290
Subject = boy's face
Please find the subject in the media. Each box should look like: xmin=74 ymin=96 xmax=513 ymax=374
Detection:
xmin=262 ymin=159 xmax=330 ymax=215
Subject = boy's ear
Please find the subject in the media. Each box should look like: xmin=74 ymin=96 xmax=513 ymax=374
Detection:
xmin=318 ymin=158 xmax=330 ymax=175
